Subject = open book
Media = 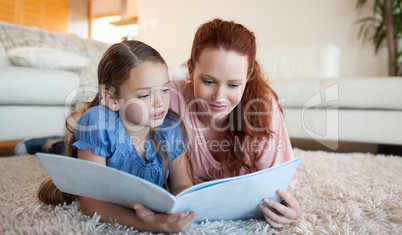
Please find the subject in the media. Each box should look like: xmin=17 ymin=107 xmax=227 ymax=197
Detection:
xmin=37 ymin=153 xmax=299 ymax=222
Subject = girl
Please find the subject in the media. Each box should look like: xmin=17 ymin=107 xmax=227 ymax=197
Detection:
xmin=37 ymin=40 xmax=197 ymax=233
xmin=169 ymin=19 xmax=300 ymax=229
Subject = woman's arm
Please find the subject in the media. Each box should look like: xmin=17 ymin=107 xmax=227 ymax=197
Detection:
xmin=256 ymin=100 xmax=300 ymax=228
xmin=77 ymin=149 xmax=196 ymax=233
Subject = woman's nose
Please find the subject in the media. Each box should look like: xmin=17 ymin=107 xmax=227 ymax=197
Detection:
xmin=212 ymin=85 xmax=225 ymax=101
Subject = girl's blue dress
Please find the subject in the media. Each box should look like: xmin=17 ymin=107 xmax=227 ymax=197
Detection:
xmin=72 ymin=106 xmax=186 ymax=187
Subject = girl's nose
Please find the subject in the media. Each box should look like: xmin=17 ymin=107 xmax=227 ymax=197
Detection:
xmin=153 ymin=92 xmax=165 ymax=108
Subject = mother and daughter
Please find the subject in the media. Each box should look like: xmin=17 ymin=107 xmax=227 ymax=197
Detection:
xmin=34 ymin=19 xmax=299 ymax=233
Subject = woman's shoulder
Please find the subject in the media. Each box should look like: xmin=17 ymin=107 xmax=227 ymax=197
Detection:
xmin=169 ymin=80 xmax=194 ymax=113
xmin=170 ymin=80 xmax=193 ymax=98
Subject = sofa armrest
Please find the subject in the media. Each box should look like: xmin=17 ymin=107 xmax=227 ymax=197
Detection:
xmin=0 ymin=66 xmax=80 ymax=105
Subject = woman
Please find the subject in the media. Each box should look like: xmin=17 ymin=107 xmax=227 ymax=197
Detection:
xmin=168 ymin=18 xmax=299 ymax=229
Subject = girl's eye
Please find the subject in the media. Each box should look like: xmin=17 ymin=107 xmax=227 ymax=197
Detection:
xmin=161 ymin=88 xmax=170 ymax=93
xmin=139 ymin=94 xmax=150 ymax=99
xmin=229 ymin=84 xmax=240 ymax=88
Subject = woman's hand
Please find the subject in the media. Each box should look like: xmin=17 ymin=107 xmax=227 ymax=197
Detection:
xmin=259 ymin=188 xmax=300 ymax=229
xmin=133 ymin=203 xmax=197 ymax=233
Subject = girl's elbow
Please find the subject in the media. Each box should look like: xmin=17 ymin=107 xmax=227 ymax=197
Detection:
xmin=79 ymin=197 xmax=99 ymax=217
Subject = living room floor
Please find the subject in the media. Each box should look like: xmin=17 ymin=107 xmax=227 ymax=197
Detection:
xmin=291 ymin=138 xmax=402 ymax=156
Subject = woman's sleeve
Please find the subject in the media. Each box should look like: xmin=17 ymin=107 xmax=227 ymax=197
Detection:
xmin=71 ymin=107 xmax=113 ymax=157
xmin=257 ymin=99 xmax=298 ymax=189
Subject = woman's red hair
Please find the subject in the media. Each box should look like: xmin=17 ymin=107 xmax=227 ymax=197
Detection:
xmin=188 ymin=19 xmax=282 ymax=176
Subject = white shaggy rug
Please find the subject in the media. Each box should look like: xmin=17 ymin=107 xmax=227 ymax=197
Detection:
xmin=1 ymin=149 xmax=401 ymax=234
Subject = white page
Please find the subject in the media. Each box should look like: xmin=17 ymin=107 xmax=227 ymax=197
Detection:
xmin=174 ymin=159 xmax=299 ymax=222
xmin=177 ymin=159 xmax=298 ymax=196
xmin=37 ymin=153 xmax=176 ymax=213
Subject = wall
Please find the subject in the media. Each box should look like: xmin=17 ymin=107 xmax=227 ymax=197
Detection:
xmin=67 ymin=0 xmax=88 ymax=38
xmin=0 ymin=0 xmax=69 ymax=33
xmin=138 ymin=0 xmax=388 ymax=77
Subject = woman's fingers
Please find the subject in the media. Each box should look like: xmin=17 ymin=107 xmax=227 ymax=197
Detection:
xmin=259 ymin=189 xmax=300 ymax=228
xmin=259 ymin=202 xmax=292 ymax=225
xmin=278 ymin=189 xmax=300 ymax=214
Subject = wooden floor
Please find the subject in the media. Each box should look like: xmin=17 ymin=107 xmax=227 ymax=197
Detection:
xmin=0 ymin=140 xmax=20 ymax=157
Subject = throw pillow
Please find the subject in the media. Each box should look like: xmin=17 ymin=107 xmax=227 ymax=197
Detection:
xmin=7 ymin=46 xmax=90 ymax=70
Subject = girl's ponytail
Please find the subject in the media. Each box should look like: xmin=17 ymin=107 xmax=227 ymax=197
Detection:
xmin=37 ymin=95 xmax=101 ymax=205
xmin=37 ymin=178 xmax=75 ymax=205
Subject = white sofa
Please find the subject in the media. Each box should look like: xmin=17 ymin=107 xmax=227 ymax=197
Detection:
xmin=1 ymin=21 xmax=401 ymax=149
xmin=0 ymin=21 xmax=110 ymax=142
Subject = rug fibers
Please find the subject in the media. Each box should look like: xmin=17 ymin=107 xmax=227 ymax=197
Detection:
xmin=0 ymin=149 xmax=401 ymax=234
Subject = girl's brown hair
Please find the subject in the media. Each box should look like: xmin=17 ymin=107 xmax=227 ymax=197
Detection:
xmin=188 ymin=19 xmax=282 ymax=176
xmin=38 ymin=40 xmax=193 ymax=205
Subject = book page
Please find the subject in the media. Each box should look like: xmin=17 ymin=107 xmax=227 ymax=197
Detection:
xmin=173 ymin=158 xmax=299 ymax=222
xmin=177 ymin=159 xmax=298 ymax=197
xmin=37 ymin=153 xmax=176 ymax=213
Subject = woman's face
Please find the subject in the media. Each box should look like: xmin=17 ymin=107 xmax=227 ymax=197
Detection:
xmin=191 ymin=48 xmax=249 ymax=123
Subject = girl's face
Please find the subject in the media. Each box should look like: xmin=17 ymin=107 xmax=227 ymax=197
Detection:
xmin=191 ymin=48 xmax=249 ymax=123
xmin=117 ymin=61 xmax=170 ymax=132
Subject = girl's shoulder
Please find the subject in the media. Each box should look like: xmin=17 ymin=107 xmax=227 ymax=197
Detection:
xmin=76 ymin=105 xmax=118 ymax=129
xmin=158 ymin=113 xmax=181 ymax=130
xmin=81 ymin=105 xmax=116 ymax=118
xmin=155 ymin=113 xmax=185 ymax=138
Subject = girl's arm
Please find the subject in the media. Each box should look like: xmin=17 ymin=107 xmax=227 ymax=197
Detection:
xmin=77 ymin=149 xmax=196 ymax=233
xmin=168 ymin=152 xmax=195 ymax=195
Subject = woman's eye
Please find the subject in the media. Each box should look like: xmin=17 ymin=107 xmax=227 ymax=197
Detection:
xmin=203 ymin=80 xmax=214 ymax=85
xmin=161 ymin=88 xmax=170 ymax=93
xmin=229 ymin=84 xmax=240 ymax=88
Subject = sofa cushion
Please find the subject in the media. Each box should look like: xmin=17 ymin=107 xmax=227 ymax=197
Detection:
xmin=0 ymin=41 xmax=11 ymax=66
xmin=0 ymin=106 xmax=66 ymax=142
xmin=0 ymin=66 xmax=80 ymax=105
xmin=270 ymin=79 xmax=322 ymax=108
xmin=258 ymin=44 xmax=340 ymax=79
xmin=0 ymin=21 xmax=110 ymax=104
xmin=7 ymin=46 xmax=90 ymax=71
xmin=271 ymin=77 xmax=402 ymax=110
xmin=283 ymin=108 xmax=402 ymax=145
xmin=321 ymin=77 xmax=402 ymax=110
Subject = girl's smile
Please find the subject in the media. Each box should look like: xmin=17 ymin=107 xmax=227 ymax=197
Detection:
xmin=150 ymin=111 xmax=166 ymax=120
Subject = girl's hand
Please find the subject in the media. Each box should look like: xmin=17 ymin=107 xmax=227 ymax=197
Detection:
xmin=133 ymin=203 xmax=197 ymax=233
xmin=259 ymin=188 xmax=300 ymax=229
